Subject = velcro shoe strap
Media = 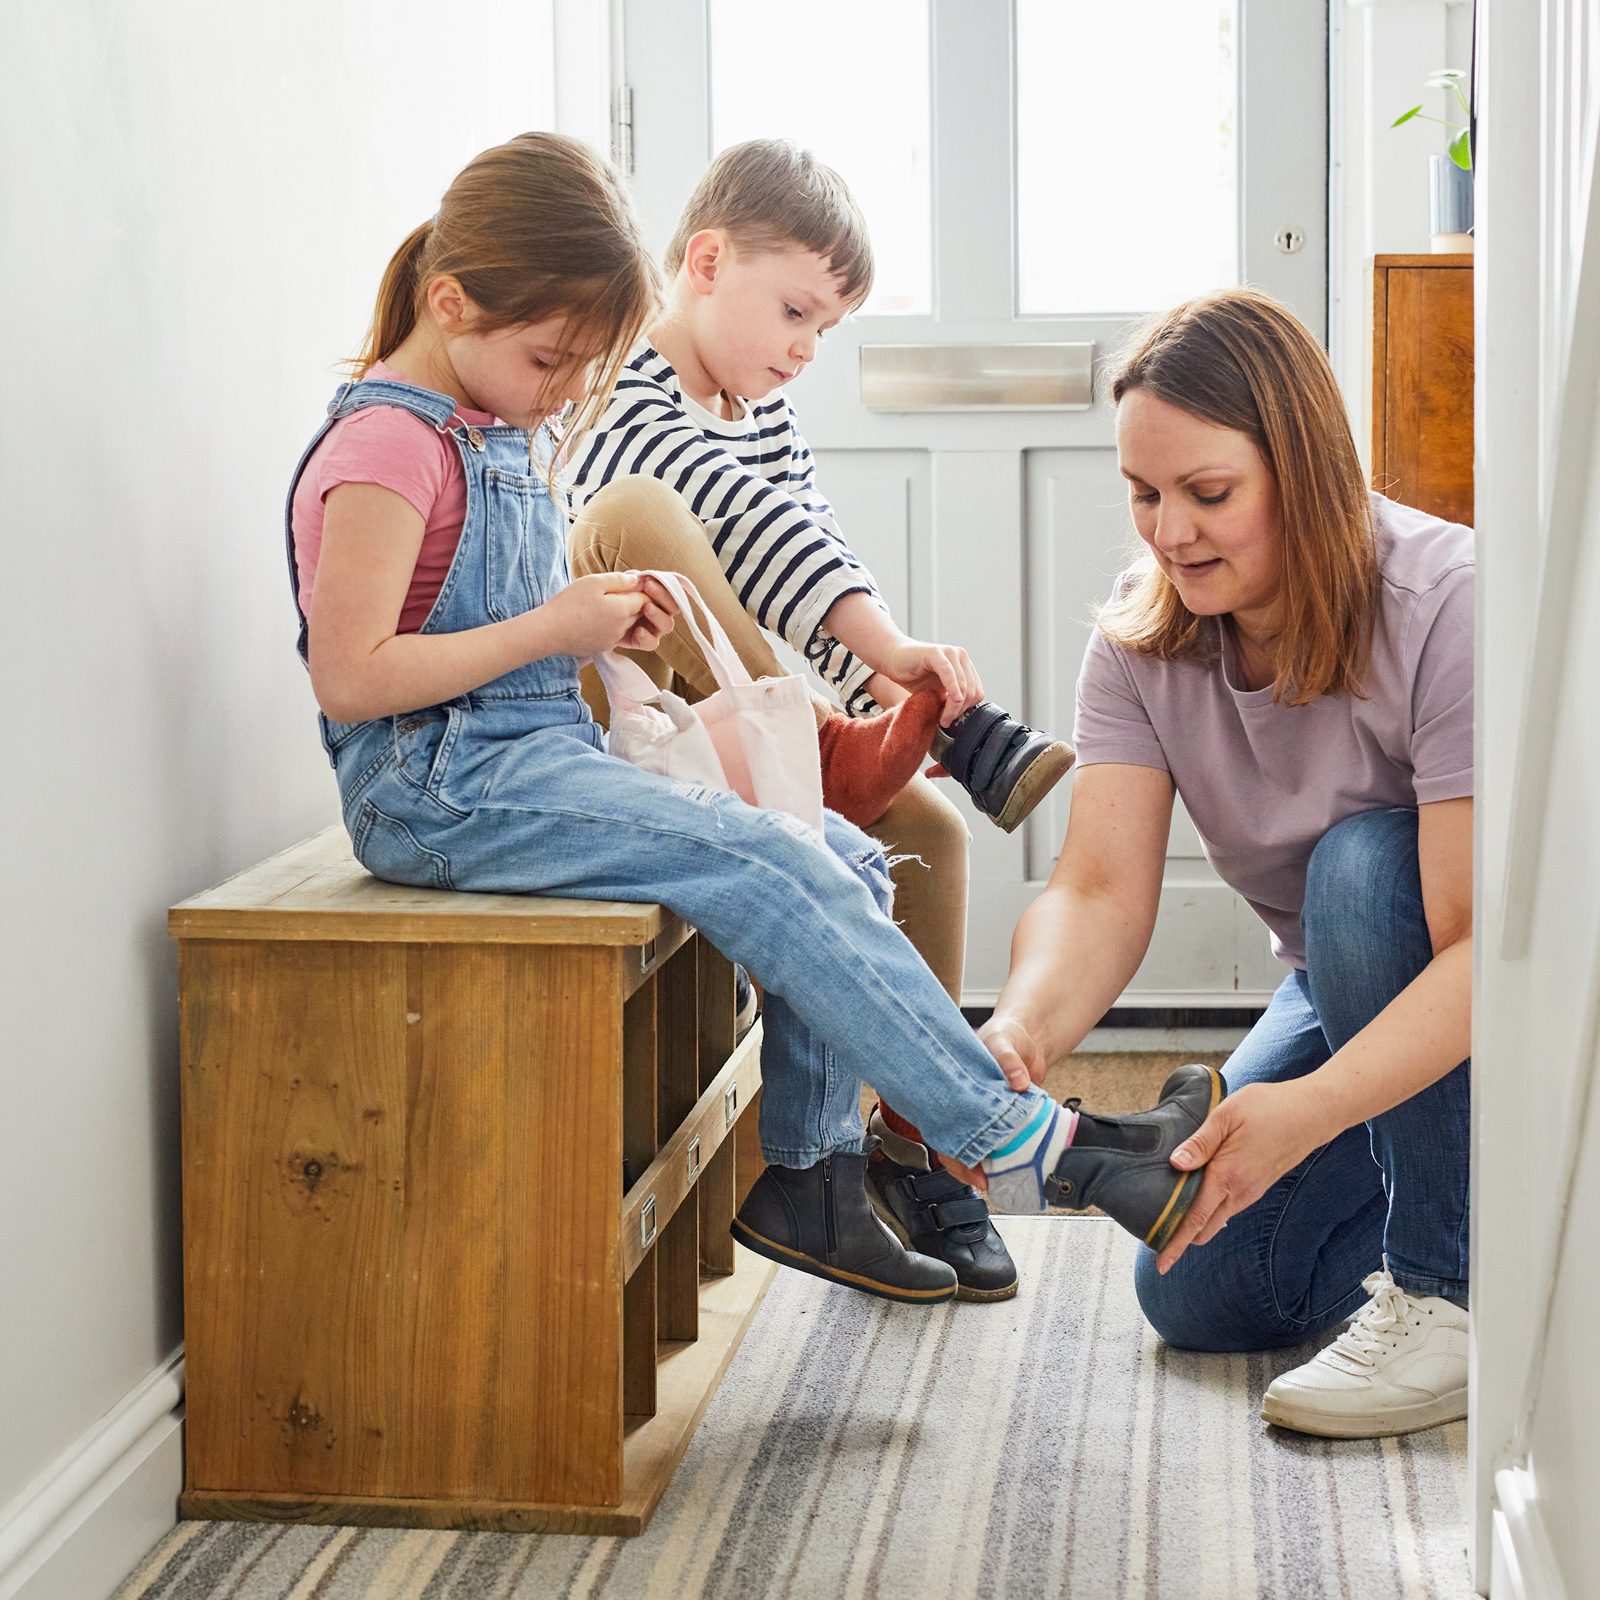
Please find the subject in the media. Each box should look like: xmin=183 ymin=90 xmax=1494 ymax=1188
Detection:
xmin=942 ymin=708 xmax=1015 ymax=790
xmin=927 ymin=1196 xmax=990 ymax=1231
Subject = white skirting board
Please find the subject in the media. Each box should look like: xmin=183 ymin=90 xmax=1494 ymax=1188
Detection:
xmin=1490 ymin=1465 xmax=1567 ymax=1600
xmin=0 ymin=1353 xmax=184 ymax=1600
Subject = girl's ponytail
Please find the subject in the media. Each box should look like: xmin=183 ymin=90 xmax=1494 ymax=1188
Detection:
xmin=348 ymin=134 xmax=660 ymax=463
xmin=356 ymin=219 xmax=434 ymax=375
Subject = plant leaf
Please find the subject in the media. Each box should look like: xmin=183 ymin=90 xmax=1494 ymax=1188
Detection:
xmin=1391 ymin=105 xmax=1423 ymax=127
xmin=1449 ymin=128 xmax=1473 ymax=170
xmin=1428 ymin=68 xmax=1466 ymax=83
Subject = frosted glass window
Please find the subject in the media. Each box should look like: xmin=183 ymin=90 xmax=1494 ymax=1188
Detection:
xmin=1016 ymin=0 xmax=1239 ymax=314
xmin=708 ymin=0 xmax=931 ymax=315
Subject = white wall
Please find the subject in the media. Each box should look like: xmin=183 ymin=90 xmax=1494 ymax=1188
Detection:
xmin=0 ymin=3 xmax=585 ymax=1593
xmin=1472 ymin=0 xmax=1600 ymax=1593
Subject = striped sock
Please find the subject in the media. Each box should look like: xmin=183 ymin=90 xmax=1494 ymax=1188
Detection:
xmin=982 ymin=1092 xmax=1079 ymax=1214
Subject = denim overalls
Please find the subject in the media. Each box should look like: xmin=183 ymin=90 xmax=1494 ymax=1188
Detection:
xmin=286 ymin=376 xmax=1036 ymax=1169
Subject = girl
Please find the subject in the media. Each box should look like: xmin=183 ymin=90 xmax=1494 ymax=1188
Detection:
xmin=981 ymin=289 xmax=1473 ymax=1436
xmin=286 ymin=131 xmax=1216 ymax=1305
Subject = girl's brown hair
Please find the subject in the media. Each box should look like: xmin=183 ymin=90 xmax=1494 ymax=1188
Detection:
xmin=356 ymin=132 xmax=660 ymax=467
xmin=1101 ymin=288 xmax=1378 ymax=706
xmin=665 ymin=139 xmax=874 ymax=307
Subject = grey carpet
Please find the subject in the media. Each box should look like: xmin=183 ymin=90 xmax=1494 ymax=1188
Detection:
xmin=114 ymin=1220 xmax=1471 ymax=1599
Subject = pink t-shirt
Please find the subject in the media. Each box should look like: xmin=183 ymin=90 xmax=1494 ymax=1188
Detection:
xmin=1073 ymin=495 xmax=1474 ymax=968
xmin=291 ymin=363 xmax=498 ymax=634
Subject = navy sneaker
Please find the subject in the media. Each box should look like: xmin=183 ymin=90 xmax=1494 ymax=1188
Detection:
xmin=865 ymin=1108 xmax=1018 ymax=1302
xmin=933 ymin=701 xmax=1075 ymax=833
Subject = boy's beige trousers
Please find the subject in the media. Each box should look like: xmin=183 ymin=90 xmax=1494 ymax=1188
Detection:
xmin=570 ymin=476 xmax=970 ymax=1006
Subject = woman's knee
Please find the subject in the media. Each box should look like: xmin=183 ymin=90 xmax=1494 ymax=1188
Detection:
xmin=1302 ymin=808 xmax=1424 ymax=955
xmin=1133 ymin=1242 xmax=1302 ymax=1353
xmin=1133 ymin=1248 xmax=1233 ymax=1351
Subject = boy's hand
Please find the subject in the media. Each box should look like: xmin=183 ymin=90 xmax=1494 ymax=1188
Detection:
xmin=881 ymin=639 xmax=983 ymax=723
xmin=534 ymin=572 xmax=677 ymax=659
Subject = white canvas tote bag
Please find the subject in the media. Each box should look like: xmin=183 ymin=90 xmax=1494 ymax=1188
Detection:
xmin=590 ymin=570 xmax=825 ymax=836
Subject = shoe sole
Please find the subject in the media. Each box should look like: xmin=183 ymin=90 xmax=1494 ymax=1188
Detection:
xmin=867 ymin=1189 xmax=1020 ymax=1303
xmin=1259 ymin=1388 xmax=1467 ymax=1439
xmin=1141 ymin=1065 xmax=1227 ymax=1254
xmin=730 ymin=1216 xmax=958 ymax=1304
xmin=991 ymin=741 xmax=1076 ymax=834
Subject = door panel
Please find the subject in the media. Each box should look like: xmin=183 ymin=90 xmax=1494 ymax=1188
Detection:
xmin=619 ymin=0 xmax=1321 ymax=1002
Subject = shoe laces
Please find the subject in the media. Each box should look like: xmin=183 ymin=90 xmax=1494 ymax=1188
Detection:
xmin=1324 ymin=1267 xmax=1424 ymax=1368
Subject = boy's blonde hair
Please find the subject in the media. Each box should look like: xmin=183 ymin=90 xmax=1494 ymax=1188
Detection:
xmin=666 ymin=139 xmax=874 ymax=306
xmin=1101 ymin=288 xmax=1379 ymax=707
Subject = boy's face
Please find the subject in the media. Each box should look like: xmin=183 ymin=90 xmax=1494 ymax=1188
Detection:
xmin=684 ymin=235 xmax=854 ymax=402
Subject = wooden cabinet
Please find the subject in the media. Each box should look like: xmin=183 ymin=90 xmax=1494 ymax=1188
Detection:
xmin=1371 ymin=253 xmax=1474 ymax=525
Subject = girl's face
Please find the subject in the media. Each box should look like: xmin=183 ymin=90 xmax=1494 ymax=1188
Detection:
xmin=1115 ymin=389 xmax=1284 ymax=623
xmin=433 ymin=290 xmax=607 ymax=428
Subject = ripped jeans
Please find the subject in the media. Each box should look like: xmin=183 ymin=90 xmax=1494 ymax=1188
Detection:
xmin=334 ymin=699 xmax=1036 ymax=1169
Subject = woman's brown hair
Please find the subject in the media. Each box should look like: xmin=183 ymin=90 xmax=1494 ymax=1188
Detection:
xmin=1101 ymin=288 xmax=1378 ymax=705
xmin=355 ymin=132 xmax=660 ymax=469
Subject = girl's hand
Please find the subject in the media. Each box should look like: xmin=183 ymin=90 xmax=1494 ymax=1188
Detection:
xmin=979 ymin=1014 xmax=1048 ymax=1090
xmin=1154 ymin=1077 xmax=1339 ymax=1275
xmin=881 ymin=639 xmax=982 ymax=723
xmin=535 ymin=572 xmax=677 ymax=658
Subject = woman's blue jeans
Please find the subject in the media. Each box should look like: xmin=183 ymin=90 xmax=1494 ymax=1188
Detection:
xmin=1134 ymin=808 xmax=1470 ymax=1351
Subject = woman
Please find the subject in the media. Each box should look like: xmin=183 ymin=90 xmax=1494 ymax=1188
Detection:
xmin=981 ymin=289 xmax=1472 ymax=1439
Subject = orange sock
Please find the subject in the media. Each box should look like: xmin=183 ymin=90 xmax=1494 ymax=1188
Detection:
xmin=816 ymin=690 xmax=943 ymax=828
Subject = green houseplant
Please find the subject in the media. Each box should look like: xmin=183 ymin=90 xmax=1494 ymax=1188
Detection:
xmin=1393 ymin=69 xmax=1473 ymax=246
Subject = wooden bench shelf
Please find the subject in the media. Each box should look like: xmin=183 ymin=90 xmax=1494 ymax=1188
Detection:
xmin=171 ymin=826 xmax=772 ymax=1536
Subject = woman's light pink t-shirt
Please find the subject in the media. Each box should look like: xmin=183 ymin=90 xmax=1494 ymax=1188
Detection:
xmin=1072 ymin=495 xmax=1474 ymax=969
xmin=291 ymin=363 xmax=498 ymax=634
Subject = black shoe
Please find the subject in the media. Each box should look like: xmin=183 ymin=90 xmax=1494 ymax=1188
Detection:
xmin=731 ymin=1149 xmax=958 ymax=1304
xmin=934 ymin=701 xmax=1075 ymax=833
xmin=865 ymin=1109 xmax=1018 ymax=1302
xmin=1047 ymin=1063 xmax=1226 ymax=1252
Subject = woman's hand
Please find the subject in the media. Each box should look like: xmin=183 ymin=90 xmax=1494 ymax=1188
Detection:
xmin=881 ymin=638 xmax=982 ymax=723
xmin=534 ymin=571 xmax=677 ymax=659
xmin=978 ymin=1014 xmax=1049 ymax=1090
xmin=1154 ymin=1077 xmax=1339 ymax=1275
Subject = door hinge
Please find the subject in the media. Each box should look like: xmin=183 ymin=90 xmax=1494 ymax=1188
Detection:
xmin=611 ymin=84 xmax=634 ymax=176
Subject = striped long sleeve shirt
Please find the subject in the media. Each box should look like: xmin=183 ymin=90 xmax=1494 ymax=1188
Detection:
xmin=567 ymin=344 xmax=884 ymax=714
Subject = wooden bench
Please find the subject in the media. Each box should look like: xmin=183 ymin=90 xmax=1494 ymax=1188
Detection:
xmin=170 ymin=826 xmax=773 ymax=1535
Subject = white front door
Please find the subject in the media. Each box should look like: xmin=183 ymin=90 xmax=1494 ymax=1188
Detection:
xmin=620 ymin=0 xmax=1327 ymax=1004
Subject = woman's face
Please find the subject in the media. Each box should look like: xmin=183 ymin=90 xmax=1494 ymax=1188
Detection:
xmin=1115 ymin=389 xmax=1284 ymax=623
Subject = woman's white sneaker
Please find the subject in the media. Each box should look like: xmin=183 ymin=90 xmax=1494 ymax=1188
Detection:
xmin=1260 ymin=1267 xmax=1468 ymax=1439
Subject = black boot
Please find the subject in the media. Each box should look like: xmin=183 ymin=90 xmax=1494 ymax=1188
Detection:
xmin=865 ymin=1108 xmax=1018 ymax=1302
xmin=933 ymin=701 xmax=1075 ymax=834
xmin=732 ymin=1149 xmax=958 ymax=1304
xmin=1047 ymin=1063 xmax=1226 ymax=1252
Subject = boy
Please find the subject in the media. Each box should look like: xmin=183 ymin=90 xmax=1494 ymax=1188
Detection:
xmin=568 ymin=141 xmax=1076 ymax=1301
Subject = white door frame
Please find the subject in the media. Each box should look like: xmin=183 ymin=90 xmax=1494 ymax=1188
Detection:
xmin=1472 ymin=0 xmax=1599 ymax=1592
